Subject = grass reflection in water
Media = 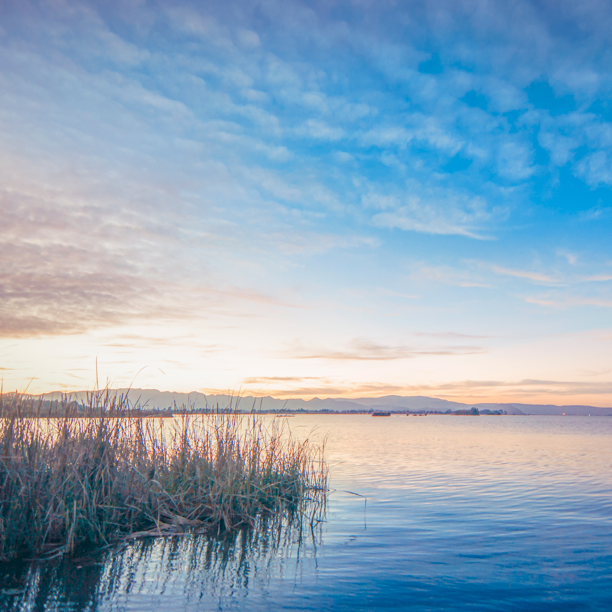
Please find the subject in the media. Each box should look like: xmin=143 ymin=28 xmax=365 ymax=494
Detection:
xmin=2 ymin=511 xmax=324 ymax=611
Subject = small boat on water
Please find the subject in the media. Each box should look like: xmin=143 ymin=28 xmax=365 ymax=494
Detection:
xmin=372 ymin=412 xmax=391 ymax=417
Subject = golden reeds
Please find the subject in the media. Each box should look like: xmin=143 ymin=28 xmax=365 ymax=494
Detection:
xmin=0 ymin=391 xmax=327 ymax=561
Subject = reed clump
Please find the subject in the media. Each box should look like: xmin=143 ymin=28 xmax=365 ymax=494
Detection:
xmin=0 ymin=391 xmax=327 ymax=561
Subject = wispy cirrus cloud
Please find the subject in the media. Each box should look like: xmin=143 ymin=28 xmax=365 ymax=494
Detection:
xmin=364 ymin=184 xmax=503 ymax=239
xmin=286 ymin=338 xmax=485 ymax=361
xmin=0 ymin=183 xmax=170 ymax=337
xmin=409 ymin=264 xmax=490 ymax=288
xmin=0 ymin=161 xmax=319 ymax=338
xmin=489 ymin=265 xmax=561 ymax=285
xmin=411 ymin=331 xmax=491 ymax=339
xmin=583 ymin=274 xmax=612 ymax=282
xmin=525 ymin=296 xmax=612 ymax=308
xmin=242 ymin=375 xmax=328 ymax=384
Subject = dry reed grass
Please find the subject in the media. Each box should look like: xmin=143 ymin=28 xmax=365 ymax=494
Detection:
xmin=0 ymin=390 xmax=327 ymax=561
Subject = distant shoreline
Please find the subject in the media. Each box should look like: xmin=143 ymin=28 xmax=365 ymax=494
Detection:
xmin=5 ymin=389 xmax=612 ymax=417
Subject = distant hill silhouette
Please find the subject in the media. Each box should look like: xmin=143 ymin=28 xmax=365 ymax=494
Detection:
xmin=20 ymin=389 xmax=612 ymax=416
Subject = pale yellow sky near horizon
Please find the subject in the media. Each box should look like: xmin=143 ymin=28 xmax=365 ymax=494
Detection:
xmin=3 ymin=320 xmax=612 ymax=407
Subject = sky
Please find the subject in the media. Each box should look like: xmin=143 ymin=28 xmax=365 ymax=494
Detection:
xmin=2 ymin=0 xmax=612 ymax=405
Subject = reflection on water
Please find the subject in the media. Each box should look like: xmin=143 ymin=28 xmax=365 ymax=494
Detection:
xmin=3 ymin=416 xmax=612 ymax=611
xmin=1 ymin=514 xmax=323 ymax=611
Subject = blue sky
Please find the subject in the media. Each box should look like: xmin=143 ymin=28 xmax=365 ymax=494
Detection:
xmin=2 ymin=0 xmax=612 ymax=404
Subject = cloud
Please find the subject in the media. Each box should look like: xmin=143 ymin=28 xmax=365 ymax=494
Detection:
xmin=286 ymin=338 xmax=485 ymax=361
xmin=580 ymin=205 xmax=612 ymax=221
xmin=278 ymin=383 xmax=407 ymax=398
xmin=299 ymin=119 xmax=345 ymax=141
xmin=584 ymin=275 xmax=612 ymax=282
xmin=0 ymin=158 xmax=317 ymax=338
xmin=242 ymin=376 xmax=328 ymax=384
xmin=575 ymin=151 xmax=612 ymax=186
xmin=524 ymin=296 xmax=560 ymax=307
xmin=577 ymin=368 xmax=612 ymax=377
xmin=368 ymin=190 xmax=497 ymax=239
xmin=411 ymin=331 xmax=491 ymax=339
xmin=423 ymin=378 xmax=612 ymax=397
xmin=489 ymin=265 xmax=560 ymax=285
xmin=205 ymin=287 xmax=307 ymax=309
xmin=379 ymin=289 xmax=420 ymax=300
xmin=361 ymin=126 xmax=413 ymax=148
xmin=5 ymin=0 xmax=607 ymax=255
xmin=262 ymin=231 xmax=379 ymax=256
xmin=525 ymin=295 xmax=612 ymax=308
xmin=556 ymin=249 xmax=578 ymax=265
xmin=573 ymin=298 xmax=612 ymax=307
xmin=410 ymin=264 xmax=490 ymax=288
xmin=539 ymin=131 xmax=577 ymax=167
xmin=0 ymin=185 xmax=169 ymax=337
xmin=496 ymin=141 xmax=535 ymax=180
xmin=334 ymin=151 xmax=354 ymax=163
xmin=373 ymin=378 xmax=612 ymax=402
xmin=228 ymin=381 xmax=407 ymax=398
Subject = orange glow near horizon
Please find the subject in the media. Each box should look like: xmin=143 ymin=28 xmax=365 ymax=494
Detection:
xmin=3 ymin=322 xmax=612 ymax=407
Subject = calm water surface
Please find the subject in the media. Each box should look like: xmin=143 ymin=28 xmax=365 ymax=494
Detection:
xmin=3 ymin=415 xmax=612 ymax=611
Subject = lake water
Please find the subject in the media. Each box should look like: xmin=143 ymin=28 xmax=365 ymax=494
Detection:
xmin=3 ymin=415 xmax=612 ymax=611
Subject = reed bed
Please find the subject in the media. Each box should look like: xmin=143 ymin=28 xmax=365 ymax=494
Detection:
xmin=0 ymin=391 xmax=327 ymax=561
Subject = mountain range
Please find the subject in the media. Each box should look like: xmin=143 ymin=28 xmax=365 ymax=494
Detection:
xmin=27 ymin=389 xmax=612 ymax=416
